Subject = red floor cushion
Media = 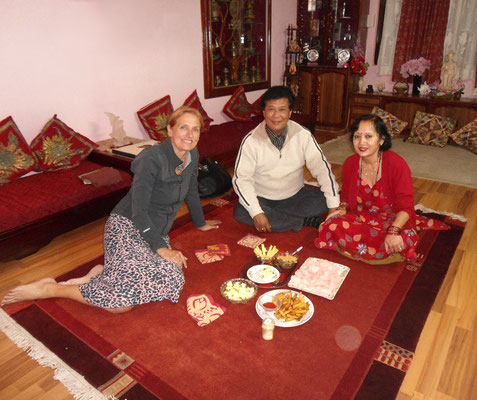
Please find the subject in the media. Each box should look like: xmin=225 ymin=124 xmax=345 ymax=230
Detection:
xmin=0 ymin=161 xmax=131 ymax=233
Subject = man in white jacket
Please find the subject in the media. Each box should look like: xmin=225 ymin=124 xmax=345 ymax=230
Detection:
xmin=233 ymin=86 xmax=340 ymax=233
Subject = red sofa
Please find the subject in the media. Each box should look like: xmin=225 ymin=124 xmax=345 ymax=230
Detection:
xmin=0 ymin=156 xmax=132 ymax=262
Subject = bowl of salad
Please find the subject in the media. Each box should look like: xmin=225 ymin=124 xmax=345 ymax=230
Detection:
xmin=220 ymin=278 xmax=258 ymax=304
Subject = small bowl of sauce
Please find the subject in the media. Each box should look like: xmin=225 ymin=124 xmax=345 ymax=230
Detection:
xmin=258 ymin=294 xmax=282 ymax=313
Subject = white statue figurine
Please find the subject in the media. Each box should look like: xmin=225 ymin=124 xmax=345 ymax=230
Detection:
xmin=440 ymin=51 xmax=458 ymax=91
xmin=105 ymin=112 xmax=129 ymax=147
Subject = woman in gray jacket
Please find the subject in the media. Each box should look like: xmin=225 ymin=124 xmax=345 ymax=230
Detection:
xmin=2 ymin=107 xmax=221 ymax=312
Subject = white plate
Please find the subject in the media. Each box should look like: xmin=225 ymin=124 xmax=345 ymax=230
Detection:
xmin=247 ymin=264 xmax=280 ymax=284
xmin=255 ymin=289 xmax=314 ymax=328
xmin=288 ymin=257 xmax=350 ymax=300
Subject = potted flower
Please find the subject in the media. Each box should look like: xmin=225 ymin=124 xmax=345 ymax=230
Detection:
xmin=349 ymin=56 xmax=369 ymax=92
xmin=400 ymin=57 xmax=431 ymax=96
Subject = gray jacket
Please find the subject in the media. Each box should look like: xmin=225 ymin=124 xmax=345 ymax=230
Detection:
xmin=112 ymin=139 xmax=205 ymax=251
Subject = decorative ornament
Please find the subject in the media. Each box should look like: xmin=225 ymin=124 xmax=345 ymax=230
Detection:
xmin=105 ymin=112 xmax=130 ymax=147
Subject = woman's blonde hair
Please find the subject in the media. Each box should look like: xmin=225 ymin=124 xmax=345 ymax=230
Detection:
xmin=168 ymin=106 xmax=204 ymax=130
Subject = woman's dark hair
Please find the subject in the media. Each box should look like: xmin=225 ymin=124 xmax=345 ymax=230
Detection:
xmin=350 ymin=114 xmax=392 ymax=151
xmin=261 ymin=85 xmax=295 ymax=110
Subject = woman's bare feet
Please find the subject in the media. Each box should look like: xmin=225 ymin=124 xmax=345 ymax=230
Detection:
xmin=58 ymin=264 xmax=104 ymax=286
xmin=1 ymin=278 xmax=57 ymax=306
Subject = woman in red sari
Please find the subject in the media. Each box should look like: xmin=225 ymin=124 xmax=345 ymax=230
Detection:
xmin=315 ymin=114 xmax=447 ymax=264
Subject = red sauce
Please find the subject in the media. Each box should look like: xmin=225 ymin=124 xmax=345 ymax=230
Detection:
xmin=263 ymin=302 xmax=276 ymax=310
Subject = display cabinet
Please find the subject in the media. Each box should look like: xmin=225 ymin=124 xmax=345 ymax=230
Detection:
xmin=296 ymin=0 xmax=362 ymax=66
xmin=296 ymin=66 xmax=353 ymax=131
xmin=200 ymin=0 xmax=271 ymax=99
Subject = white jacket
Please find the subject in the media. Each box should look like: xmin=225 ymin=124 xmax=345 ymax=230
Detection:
xmin=233 ymin=120 xmax=340 ymax=218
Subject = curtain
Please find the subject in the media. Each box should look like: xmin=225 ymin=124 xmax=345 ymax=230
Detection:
xmin=376 ymin=0 xmax=404 ymax=76
xmin=443 ymin=0 xmax=477 ymax=83
xmin=391 ymin=0 xmax=451 ymax=83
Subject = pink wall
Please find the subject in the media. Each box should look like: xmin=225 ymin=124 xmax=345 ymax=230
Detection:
xmin=363 ymin=0 xmax=475 ymax=97
xmin=0 ymin=0 xmax=296 ymax=143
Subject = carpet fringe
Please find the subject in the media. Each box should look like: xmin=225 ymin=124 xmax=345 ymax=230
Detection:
xmin=415 ymin=203 xmax=467 ymax=222
xmin=0 ymin=308 xmax=116 ymax=400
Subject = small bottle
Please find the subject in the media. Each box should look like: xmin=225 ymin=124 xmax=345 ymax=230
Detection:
xmin=262 ymin=318 xmax=275 ymax=340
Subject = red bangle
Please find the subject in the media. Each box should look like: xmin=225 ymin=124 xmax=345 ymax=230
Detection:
xmin=386 ymin=226 xmax=401 ymax=235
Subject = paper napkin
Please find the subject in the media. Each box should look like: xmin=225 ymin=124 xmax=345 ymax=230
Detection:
xmin=207 ymin=243 xmax=231 ymax=256
xmin=237 ymin=233 xmax=266 ymax=248
xmin=187 ymin=294 xmax=226 ymax=327
xmin=194 ymin=249 xmax=225 ymax=264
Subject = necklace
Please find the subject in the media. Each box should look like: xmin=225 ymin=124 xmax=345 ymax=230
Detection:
xmin=175 ymin=154 xmax=187 ymax=176
xmin=360 ymin=152 xmax=382 ymax=186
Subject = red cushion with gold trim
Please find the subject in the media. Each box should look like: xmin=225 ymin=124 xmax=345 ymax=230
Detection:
xmin=0 ymin=116 xmax=37 ymax=185
xmin=182 ymin=90 xmax=214 ymax=133
xmin=250 ymin=95 xmax=263 ymax=116
xmin=137 ymin=95 xmax=174 ymax=141
xmin=30 ymin=115 xmax=98 ymax=172
xmin=223 ymin=86 xmax=253 ymax=122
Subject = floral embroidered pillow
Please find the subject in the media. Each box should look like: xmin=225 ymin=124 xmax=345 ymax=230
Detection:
xmin=223 ymin=86 xmax=253 ymax=122
xmin=450 ymin=119 xmax=477 ymax=154
xmin=137 ymin=95 xmax=174 ymax=141
xmin=182 ymin=90 xmax=214 ymax=133
xmin=30 ymin=115 xmax=97 ymax=171
xmin=371 ymin=107 xmax=408 ymax=137
xmin=0 ymin=116 xmax=37 ymax=184
xmin=408 ymin=111 xmax=456 ymax=147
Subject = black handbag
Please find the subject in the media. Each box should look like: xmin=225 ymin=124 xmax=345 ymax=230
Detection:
xmin=197 ymin=156 xmax=232 ymax=198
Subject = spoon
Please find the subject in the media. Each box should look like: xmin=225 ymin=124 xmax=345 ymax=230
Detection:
xmin=291 ymin=246 xmax=303 ymax=256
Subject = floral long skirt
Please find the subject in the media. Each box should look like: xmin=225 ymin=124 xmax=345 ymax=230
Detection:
xmin=315 ymin=179 xmax=448 ymax=264
xmin=79 ymin=214 xmax=185 ymax=308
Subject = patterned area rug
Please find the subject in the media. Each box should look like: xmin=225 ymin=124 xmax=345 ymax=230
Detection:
xmin=0 ymin=198 xmax=465 ymax=400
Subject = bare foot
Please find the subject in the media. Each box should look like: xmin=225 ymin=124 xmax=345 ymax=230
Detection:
xmin=1 ymin=278 xmax=57 ymax=306
xmin=58 ymin=264 xmax=104 ymax=286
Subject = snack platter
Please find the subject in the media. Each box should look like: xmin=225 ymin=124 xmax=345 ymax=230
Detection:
xmin=241 ymin=256 xmax=300 ymax=288
xmin=246 ymin=264 xmax=280 ymax=284
xmin=255 ymin=289 xmax=314 ymax=328
xmin=288 ymin=257 xmax=350 ymax=300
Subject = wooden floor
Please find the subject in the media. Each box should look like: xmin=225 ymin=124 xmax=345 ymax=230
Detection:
xmin=0 ymin=164 xmax=476 ymax=400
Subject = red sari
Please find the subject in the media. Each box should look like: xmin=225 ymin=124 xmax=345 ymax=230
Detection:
xmin=315 ymin=152 xmax=448 ymax=264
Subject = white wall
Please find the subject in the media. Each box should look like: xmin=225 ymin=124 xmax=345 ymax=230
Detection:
xmin=0 ymin=0 xmax=296 ymax=143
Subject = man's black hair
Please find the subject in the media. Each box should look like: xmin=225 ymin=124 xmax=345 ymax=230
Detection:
xmin=261 ymin=85 xmax=295 ymax=110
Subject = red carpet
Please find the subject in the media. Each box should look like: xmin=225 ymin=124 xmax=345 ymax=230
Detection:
xmin=0 ymin=197 xmax=465 ymax=400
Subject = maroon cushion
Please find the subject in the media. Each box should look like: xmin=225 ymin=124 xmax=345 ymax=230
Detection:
xmin=223 ymin=86 xmax=253 ymax=122
xmin=0 ymin=161 xmax=132 ymax=233
xmin=196 ymin=116 xmax=263 ymax=161
xmin=182 ymin=90 xmax=214 ymax=133
xmin=30 ymin=115 xmax=98 ymax=171
xmin=250 ymin=95 xmax=264 ymax=116
xmin=137 ymin=95 xmax=174 ymax=141
xmin=0 ymin=116 xmax=37 ymax=184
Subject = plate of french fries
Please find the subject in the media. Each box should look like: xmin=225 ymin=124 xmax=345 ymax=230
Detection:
xmin=255 ymin=289 xmax=314 ymax=327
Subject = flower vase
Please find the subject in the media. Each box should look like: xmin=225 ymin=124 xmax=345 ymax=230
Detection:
xmin=358 ymin=77 xmax=364 ymax=92
xmin=412 ymin=75 xmax=422 ymax=97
